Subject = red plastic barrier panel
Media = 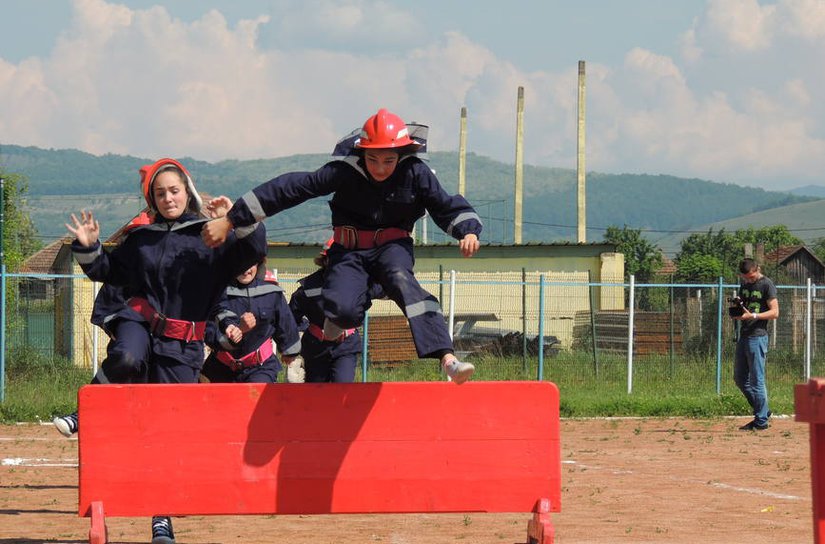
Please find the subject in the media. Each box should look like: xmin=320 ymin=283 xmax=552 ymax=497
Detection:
xmin=79 ymin=381 xmax=561 ymax=518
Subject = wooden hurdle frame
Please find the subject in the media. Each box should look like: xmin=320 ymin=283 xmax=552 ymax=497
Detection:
xmin=796 ymin=377 xmax=825 ymax=544
xmin=78 ymin=381 xmax=561 ymax=543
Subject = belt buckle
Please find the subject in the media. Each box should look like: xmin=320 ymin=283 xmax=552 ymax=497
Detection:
xmin=342 ymin=226 xmax=357 ymax=249
xmin=185 ymin=321 xmax=196 ymax=342
xmin=373 ymin=228 xmax=384 ymax=247
xmin=232 ymin=359 xmax=243 ymax=371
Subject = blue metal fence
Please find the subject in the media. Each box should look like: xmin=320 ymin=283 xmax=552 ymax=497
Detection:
xmin=1 ymin=270 xmax=821 ymax=401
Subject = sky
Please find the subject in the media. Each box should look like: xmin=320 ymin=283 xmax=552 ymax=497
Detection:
xmin=1 ymin=0 xmax=824 ymax=192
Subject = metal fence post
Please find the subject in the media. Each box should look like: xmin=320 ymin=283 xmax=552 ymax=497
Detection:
xmin=807 ymin=278 xmax=813 ymax=381
xmin=448 ymin=270 xmax=456 ymax=340
xmin=438 ymin=264 xmax=444 ymax=309
xmin=669 ymin=280 xmax=675 ymax=373
xmin=588 ymin=269 xmax=598 ymax=377
xmin=522 ymin=267 xmax=527 ymax=373
xmin=92 ymin=282 xmax=100 ymax=377
xmin=716 ymin=276 xmax=724 ymax=395
xmin=627 ymin=274 xmax=635 ymax=395
xmin=537 ymin=274 xmax=545 ymax=381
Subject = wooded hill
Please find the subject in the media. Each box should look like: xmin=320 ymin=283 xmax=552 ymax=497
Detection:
xmin=1 ymin=144 xmax=816 ymax=246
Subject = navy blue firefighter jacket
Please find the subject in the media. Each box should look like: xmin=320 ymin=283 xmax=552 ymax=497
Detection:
xmin=71 ymin=212 xmax=267 ymax=368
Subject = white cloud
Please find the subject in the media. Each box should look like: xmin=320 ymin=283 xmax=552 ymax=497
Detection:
xmin=679 ymin=26 xmax=703 ymax=63
xmin=0 ymin=57 xmax=59 ymax=140
xmin=2 ymin=0 xmax=825 ymax=191
xmin=568 ymin=37 xmax=825 ymax=189
xmin=783 ymin=78 xmax=811 ymax=106
xmin=780 ymin=0 xmax=825 ymax=41
xmin=257 ymin=0 xmax=425 ymax=54
xmin=704 ymin=0 xmax=778 ymax=51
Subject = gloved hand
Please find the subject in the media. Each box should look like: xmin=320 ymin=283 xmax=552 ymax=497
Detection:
xmin=286 ymin=356 xmax=305 ymax=383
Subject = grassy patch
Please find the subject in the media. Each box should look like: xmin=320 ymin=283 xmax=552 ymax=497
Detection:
xmin=0 ymin=349 xmax=799 ymax=422
xmin=0 ymin=346 xmax=90 ymax=423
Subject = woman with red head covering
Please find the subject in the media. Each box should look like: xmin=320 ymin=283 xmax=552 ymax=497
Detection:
xmin=65 ymin=158 xmax=266 ymax=544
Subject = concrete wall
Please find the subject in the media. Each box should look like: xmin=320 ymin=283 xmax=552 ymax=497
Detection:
xmin=67 ymin=241 xmax=626 ymax=365
xmin=267 ymin=242 xmax=625 ymax=349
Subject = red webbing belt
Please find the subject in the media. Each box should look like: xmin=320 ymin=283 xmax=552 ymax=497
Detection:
xmin=307 ymin=323 xmax=355 ymax=343
xmin=126 ymin=297 xmax=206 ymax=342
xmin=333 ymin=226 xmax=410 ymax=249
xmin=216 ymin=339 xmax=274 ymax=371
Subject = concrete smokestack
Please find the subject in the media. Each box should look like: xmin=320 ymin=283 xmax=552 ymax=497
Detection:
xmin=514 ymin=86 xmax=524 ymax=245
xmin=577 ymin=60 xmax=587 ymax=243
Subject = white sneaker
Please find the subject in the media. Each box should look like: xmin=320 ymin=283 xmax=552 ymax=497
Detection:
xmin=444 ymin=360 xmax=475 ymax=385
xmin=53 ymin=412 xmax=79 ymax=437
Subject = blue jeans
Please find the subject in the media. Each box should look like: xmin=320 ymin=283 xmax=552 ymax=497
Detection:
xmin=734 ymin=334 xmax=770 ymax=425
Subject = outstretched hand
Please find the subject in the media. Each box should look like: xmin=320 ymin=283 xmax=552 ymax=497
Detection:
xmin=459 ymin=233 xmax=479 ymax=258
xmin=206 ymin=196 xmax=233 ymax=219
xmin=66 ymin=210 xmax=100 ymax=247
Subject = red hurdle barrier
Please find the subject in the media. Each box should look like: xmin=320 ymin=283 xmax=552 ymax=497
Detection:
xmin=78 ymin=381 xmax=561 ymax=544
xmin=795 ymin=377 xmax=825 ymax=544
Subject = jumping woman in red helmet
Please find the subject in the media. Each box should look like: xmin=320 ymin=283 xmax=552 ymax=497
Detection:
xmin=203 ymin=109 xmax=482 ymax=384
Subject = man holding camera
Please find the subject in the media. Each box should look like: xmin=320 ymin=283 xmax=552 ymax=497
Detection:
xmin=732 ymin=258 xmax=779 ymax=431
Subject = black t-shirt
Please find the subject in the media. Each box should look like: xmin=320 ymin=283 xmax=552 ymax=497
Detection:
xmin=738 ymin=275 xmax=777 ymax=337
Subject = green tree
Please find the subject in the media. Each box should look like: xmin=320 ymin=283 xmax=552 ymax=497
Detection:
xmin=731 ymin=225 xmax=801 ymax=256
xmin=603 ymin=225 xmax=663 ymax=282
xmin=811 ymin=237 xmax=825 ymax=264
xmin=0 ymin=168 xmax=42 ymax=354
xmin=677 ymin=228 xmax=740 ymax=279
xmin=603 ymin=225 xmax=665 ymax=310
xmin=676 ymin=226 xmax=802 ymax=282
xmin=674 ymin=253 xmax=724 ymax=283
xmin=0 ymin=169 xmax=41 ymax=271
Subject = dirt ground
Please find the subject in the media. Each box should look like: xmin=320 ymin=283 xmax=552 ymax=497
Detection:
xmin=0 ymin=416 xmax=814 ymax=544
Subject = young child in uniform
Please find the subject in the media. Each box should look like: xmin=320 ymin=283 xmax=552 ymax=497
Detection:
xmin=66 ymin=158 xmax=266 ymax=544
xmin=201 ymin=260 xmax=301 ymax=383
xmin=289 ymin=239 xmax=384 ymax=383
xmin=202 ymin=109 xmax=482 ymax=384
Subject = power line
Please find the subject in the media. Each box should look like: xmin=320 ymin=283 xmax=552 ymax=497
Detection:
xmin=28 ymin=212 xmax=825 ymax=247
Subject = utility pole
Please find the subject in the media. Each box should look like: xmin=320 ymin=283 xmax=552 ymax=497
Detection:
xmin=458 ymin=106 xmax=467 ymax=196
xmin=514 ymin=86 xmax=524 ymax=245
xmin=577 ymin=60 xmax=587 ymax=243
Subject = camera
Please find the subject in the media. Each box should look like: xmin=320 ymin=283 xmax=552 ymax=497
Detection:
xmin=728 ymin=296 xmax=746 ymax=317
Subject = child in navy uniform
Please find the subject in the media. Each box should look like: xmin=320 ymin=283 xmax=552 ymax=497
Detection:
xmin=203 ymin=109 xmax=481 ymax=384
xmin=289 ymin=239 xmax=384 ymax=383
xmin=67 ymin=158 xmax=266 ymax=544
xmin=202 ymin=261 xmax=301 ymax=383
